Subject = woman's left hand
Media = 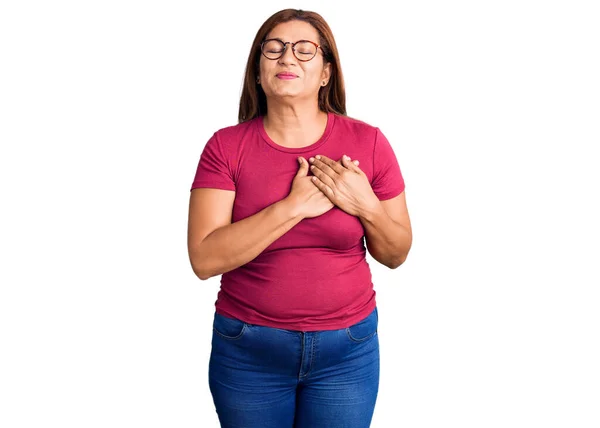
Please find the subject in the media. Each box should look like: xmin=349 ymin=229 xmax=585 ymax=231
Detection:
xmin=308 ymin=154 xmax=380 ymax=218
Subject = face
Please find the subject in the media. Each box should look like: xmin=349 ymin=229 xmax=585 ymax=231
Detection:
xmin=258 ymin=20 xmax=331 ymax=102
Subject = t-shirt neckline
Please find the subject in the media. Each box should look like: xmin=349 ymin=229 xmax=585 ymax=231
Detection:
xmin=256 ymin=111 xmax=336 ymax=154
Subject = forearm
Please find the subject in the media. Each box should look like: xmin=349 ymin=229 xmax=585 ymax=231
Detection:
xmin=360 ymin=202 xmax=412 ymax=269
xmin=192 ymin=198 xmax=303 ymax=280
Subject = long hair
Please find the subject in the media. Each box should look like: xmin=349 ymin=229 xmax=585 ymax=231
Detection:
xmin=238 ymin=9 xmax=346 ymax=123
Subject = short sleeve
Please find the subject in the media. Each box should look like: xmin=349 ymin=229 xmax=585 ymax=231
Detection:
xmin=190 ymin=132 xmax=236 ymax=192
xmin=371 ymin=128 xmax=405 ymax=200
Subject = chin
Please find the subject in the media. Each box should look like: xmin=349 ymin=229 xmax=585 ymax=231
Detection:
xmin=269 ymin=88 xmax=303 ymax=98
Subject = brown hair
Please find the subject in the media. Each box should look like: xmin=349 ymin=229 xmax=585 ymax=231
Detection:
xmin=238 ymin=9 xmax=347 ymax=123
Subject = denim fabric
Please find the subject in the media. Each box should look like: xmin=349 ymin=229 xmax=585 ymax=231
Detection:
xmin=208 ymin=307 xmax=380 ymax=428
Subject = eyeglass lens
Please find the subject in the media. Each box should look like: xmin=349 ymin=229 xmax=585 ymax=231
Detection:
xmin=262 ymin=40 xmax=317 ymax=61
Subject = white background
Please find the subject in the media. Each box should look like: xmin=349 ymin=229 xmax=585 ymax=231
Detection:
xmin=1 ymin=0 xmax=599 ymax=427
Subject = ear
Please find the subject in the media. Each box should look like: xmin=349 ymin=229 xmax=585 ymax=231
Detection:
xmin=321 ymin=62 xmax=332 ymax=83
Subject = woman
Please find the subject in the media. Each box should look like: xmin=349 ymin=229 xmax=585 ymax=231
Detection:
xmin=187 ymin=8 xmax=412 ymax=428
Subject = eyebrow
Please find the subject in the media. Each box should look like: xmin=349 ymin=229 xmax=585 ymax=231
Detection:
xmin=266 ymin=37 xmax=312 ymax=43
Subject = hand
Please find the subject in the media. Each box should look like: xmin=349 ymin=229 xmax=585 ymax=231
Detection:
xmin=308 ymin=154 xmax=379 ymax=217
xmin=286 ymin=156 xmax=334 ymax=219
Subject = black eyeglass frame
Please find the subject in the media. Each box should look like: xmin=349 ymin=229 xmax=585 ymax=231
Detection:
xmin=260 ymin=39 xmax=322 ymax=62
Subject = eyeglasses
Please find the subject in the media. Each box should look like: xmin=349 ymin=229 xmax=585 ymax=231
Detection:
xmin=260 ymin=39 xmax=321 ymax=62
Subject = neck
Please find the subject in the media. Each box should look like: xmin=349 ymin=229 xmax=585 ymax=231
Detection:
xmin=263 ymin=100 xmax=327 ymax=142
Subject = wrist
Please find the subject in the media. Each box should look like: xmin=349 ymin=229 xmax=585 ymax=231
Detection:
xmin=281 ymin=196 xmax=305 ymax=220
xmin=359 ymin=198 xmax=384 ymax=223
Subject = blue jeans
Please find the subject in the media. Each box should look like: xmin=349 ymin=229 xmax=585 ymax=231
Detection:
xmin=208 ymin=307 xmax=380 ymax=428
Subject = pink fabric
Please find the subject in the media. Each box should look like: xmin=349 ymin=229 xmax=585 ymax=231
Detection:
xmin=190 ymin=112 xmax=405 ymax=331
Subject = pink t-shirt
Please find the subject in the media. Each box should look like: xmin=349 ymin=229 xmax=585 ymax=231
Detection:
xmin=190 ymin=112 xmax=405 ymax=331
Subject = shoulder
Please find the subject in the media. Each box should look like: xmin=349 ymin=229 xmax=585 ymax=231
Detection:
xmin=332 ymin=113 xmax=380 ymax=140
xmin=205 ymin=118 xmax=258 ymax=156
xmin=213 ymin=118 xmax=257 ymax=141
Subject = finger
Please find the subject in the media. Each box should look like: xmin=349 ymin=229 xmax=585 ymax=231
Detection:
xmin=296 ymin=156 xmax=309 ymax=177
xmin=311 ymin=176 xmax=335 ymax=197
xmin=310 ymin=161 xmax=337 ymax=189
xmin=342 ymin=155 xmax=361 ymax=173
xmin=310 ymin=155 xmax=344 ymax=176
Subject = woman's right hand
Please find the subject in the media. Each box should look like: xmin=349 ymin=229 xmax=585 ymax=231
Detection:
xmin=287 ymin=156 xmax=360 ymax=219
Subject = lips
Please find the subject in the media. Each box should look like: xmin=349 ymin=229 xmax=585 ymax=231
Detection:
xmin=276 ymin=72 xmax=298 ymax=78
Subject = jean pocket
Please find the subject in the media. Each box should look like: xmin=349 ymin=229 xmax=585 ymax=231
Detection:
xmin=345 ymin=307 xmax=378 ymax=343
xmin=213 ymin=312 xmax=248 ymax=340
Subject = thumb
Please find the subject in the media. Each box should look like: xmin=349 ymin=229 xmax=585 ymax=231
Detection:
xmin=296 ymin=156 xmax=309 ymax=177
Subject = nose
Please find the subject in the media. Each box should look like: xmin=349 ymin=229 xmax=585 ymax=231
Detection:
xmin=277 ymin=43 xmax=297 ymax=65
